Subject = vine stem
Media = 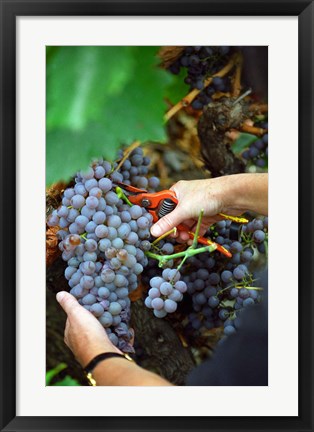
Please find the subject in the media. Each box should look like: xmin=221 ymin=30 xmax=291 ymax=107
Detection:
xmin=164 ymin=53 xmax=240 ymax=122
xmin=152 ymin=227 xmax=177 ymax=246
xmin=115 ymin=140 xmax=141 ymax=172
xmin=146 ymin=244 xmax=217 ymax=268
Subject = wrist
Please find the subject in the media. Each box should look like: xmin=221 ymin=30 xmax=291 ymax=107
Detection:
xmin=78 ymin=343 xmax=122 ymax=368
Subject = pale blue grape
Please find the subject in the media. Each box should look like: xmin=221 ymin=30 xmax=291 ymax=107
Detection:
xmin=114 ymin=274 xmax=127 ymax=287
xmin=160 ymin=282 xmax=173 ymax=296
xmin=80 ymin=261 xmax=96 ymax=275
xmin=75 ymin=215 xmax=89 ymax=228
xmin=74 ymin=184 xmax=87 ymax=198
xmin=112 ymin=237 xmax=124 ymax=249
xmin=148 ymin=177 xmax=160 ymax=189
xmin=109 ymin=302 xmax=122 ymax=316
xmin=68 ymin=223 xmax=79 ymax=234
xmin=83 ymin=251 xmax=97 ymax=262
xmin=93 ymin=211 xmax=106 ymax=224
xmin=98 ymin=178 xmax=112 ymax=193
xmin=90 ymin=303 xmax=104 ymax=317
xmin=108 ymin=227 xmax=118 ymax=240
xmin=253 ymin=230 xmax=266 ymax=243
xmin=64 ymin=188 xmax=75 ymax=199
xmin=108 ymin=215 xmax=121 ymax=228
xmin=126 ymin=232 xmax=138 ymax=245
xmin=98 ymin=287 xmax=110 ymax=298
xmin=99 ymin=312 xmax=113 ymax=327
xmin=151 ymin=298 xmax=164 ymax=310
xmin=145 ymin=297 xmax=153 ymax=308
xmin=133 ymin=263 xmax=143 ymax=275
xmin=164 ymin=299 xmax=177 ymax=313
xmin=169 ymin=289 xmax=182 ymax=302
xmin=153 ymin=309 xmax=167 ymax=318
xmin=85 ymin=178 xmax=98 ymax=192
xmin=84 ymin=221 xmax=96 ymax=233
xmin=71 ymin=195 xmax=85 ymax=209
xmin=168 ymin=269 xmax=180 ymax=283
xmin=148 ymin=288 xmax=160 ymax=299
xmin=105 ymin=191 xmax=119 ymax=205
xmin=138 ymin=229 xmax=150 ymax=239
xmin=82 ymin=294 xmax=97 ymax=305
xmin=150 ymin=276 xmax=164 ymax=289
xmin=130 ymin=205 xmax=142 ymax=219
xmin=80 ymin=167 xmax=94 ymax=180
xmin=116 ymin=288 xmax=129 ymax=298
xmin=110 ymin=258 xmax=121 ymax=270
xmin=57 ymin=206 xmax=69 ymax=218
xmin=174 ymin=280 xmax=187 ymax=293
xmin=117 ymin=223 xmax=131 ymax=239
xmin=86 ymin=196 xmax=99 ymax=209
xmin=81 ymin=205 xmax=96 ymax=219
xmin=58 ymin=217 xmax=68 ymax=229
xmin=67 ymin=208 xmax=79 ymax=222
xmin=95 ymin=225 xmax=109 ymax=239
xmin=94 ymin=165 xmax=106 ymax=179
xmin=65 ymin=266 xmax=76 ymax=280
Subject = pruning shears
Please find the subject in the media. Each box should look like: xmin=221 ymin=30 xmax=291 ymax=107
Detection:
xmin=115 ymin=182 xmax=248 ymax=258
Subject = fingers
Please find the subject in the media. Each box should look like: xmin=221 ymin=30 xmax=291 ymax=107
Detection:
xmin=56 ymin=291 xmax=83 ymax=317
xmin=150 ymin=207 xmax=184 ymax=238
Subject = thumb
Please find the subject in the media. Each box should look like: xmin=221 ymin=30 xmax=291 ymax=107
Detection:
xmin=150 ymin=207 xmax=183 ymax=237
xmin=56 ymin=291 xmax=82 ymax=316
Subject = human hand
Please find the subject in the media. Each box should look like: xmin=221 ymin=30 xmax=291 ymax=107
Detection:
xmin=150 ymin=174 xmax=268 ymax=242
xmin=56 ymin=291 xmax=122 ymax=367
xmin=150 ymin=178 xmax=235 ymax=242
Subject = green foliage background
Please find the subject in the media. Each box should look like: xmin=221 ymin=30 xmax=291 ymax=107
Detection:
xmin=46 ymin=46 xmax=187 ymax=186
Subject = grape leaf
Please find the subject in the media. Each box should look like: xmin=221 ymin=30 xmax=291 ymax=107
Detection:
xmin=164 ymin=68 xmax=189 ymax=104
xmin=46 ymin=47 xmax=172 ymax=185
xmin=46 ymin=123 xmax=117 ymax=185
xmin=47 ymin=46 xmax=134 ymax=131
xmin=232 ymin=133 xmax=258 ymax=154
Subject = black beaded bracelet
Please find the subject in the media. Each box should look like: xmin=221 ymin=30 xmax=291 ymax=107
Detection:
xmin=84 ymin=352 xmax=134 ymax=386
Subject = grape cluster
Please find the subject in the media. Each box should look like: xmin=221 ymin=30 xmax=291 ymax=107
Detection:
xmin=112 ymin=147 xmax=160 ymax=191
xmin=47 ymin=149 xmax=158 ymax=353
xmin=168 ymin=46 xmax=231 ymax=111
xmin=242 ymin=127 xmax=268 ymax=169
xmin=144 ymin=269 xmax=187 ymax=318
xmin=178 ymin=217 xmax=267 ymax=338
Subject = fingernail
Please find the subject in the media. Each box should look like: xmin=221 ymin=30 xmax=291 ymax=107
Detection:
xmin=151 ymin=224 xmax=161 ymax=237
xmin=56 ymin=291 xmax=66 ymax=303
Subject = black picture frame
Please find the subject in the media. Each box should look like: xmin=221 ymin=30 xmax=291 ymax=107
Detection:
xmin=1 ymin=1 xmax=313 ymax=431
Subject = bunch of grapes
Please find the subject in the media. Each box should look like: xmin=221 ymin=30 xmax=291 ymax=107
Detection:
xmin=111 ymin=147 xmax=160 ymax=191
xmin=47 ymin=148 xmax=158 ymax=353
xmin=178 ymin=217 xmax=267 ymax=339
xmin=144 ymin=268 xmax=187 ymax=318
xmin=168 ymin=46 xmax=231 ymax=111
xmin=242 ymin=128 xmax=268 ymax=169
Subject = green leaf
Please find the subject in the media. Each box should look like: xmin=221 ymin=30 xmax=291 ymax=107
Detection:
xmin=53 ymin=376 xmax=80 ymax=386
xmin=102 ymin=46 xmax=172 ymax=144
xmin=46 ymin=46 xmax=171 ymax=185
xmin=46 ymin=363 xmax=67 ymax=385
xmin=47 ymin=46 xmax=135 ymax=131
xmin=232 ymin=133 xmax=258 ymax=154
xmin=164 ymin=68 xmax=189 ymax=103
xmin=46 ymin=123 xmax=118 ymax=185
